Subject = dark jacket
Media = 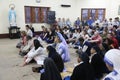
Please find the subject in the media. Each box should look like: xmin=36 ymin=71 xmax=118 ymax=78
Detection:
xmin=48 ymin=46 xmax=64 ymax=72
xmin=91 ymin=53 xmax=108 ymax=79
xmin=71 ymin=62 xmax=95 ymax=80
xmin=40 ymin=58 xmax=62 ymax=80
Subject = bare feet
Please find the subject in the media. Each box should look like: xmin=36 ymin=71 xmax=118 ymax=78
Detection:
xmin=21 ymin=62 xmax=27 ymax=67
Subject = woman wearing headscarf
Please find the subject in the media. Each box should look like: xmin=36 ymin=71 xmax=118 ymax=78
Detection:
xmin=40 ymin=58 xmax=62 ymax=80
xmin=54 ymin=32 xmax=70 ymax=62
xmin=47 ymin=46 xmax=64 ymax=72
xmin=22 ymin=39 xmax=46 ymax=66
xmin=103 ymin=49 xmax=120 ymax=80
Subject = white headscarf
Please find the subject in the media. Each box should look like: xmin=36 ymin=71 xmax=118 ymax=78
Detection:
xmin=103 ymin=49 xmax=120 ymax=80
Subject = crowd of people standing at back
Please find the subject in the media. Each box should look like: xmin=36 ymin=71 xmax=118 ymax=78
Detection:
xmin=15 ymin=16 xmax=120 ymax=80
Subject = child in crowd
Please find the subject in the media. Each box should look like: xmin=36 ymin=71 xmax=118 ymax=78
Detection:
xmin=16 ymin=31 xmax=27 ymax=49
xmin=19 ymin=35 xmax=33 ymax=56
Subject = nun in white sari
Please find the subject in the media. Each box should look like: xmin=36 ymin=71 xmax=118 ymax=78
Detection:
xmin=103 ymin=49 xmax=120 ymax=80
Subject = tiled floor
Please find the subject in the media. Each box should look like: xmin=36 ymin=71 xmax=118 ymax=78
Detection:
xmin=0 ymin=38 xmax=78 ymax=80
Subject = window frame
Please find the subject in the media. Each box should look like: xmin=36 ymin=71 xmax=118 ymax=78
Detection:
xmin=81 ymin=8 xmax=106 ymax=21
xmin=24 ymin=6 xmax=50 ymax=24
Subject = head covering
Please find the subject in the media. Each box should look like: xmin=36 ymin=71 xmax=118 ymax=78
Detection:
xmin=92 ymin=46 xmax=100 ymax=52
xmin=43 ymin=58 xmax=62 ymax=80
xmin=104 ymin=49 xmax=120 ymax=78
xmin=47 ymin=46 xmax=64 ymax=72
xmin=79 ymin=52 xmax=89 ymax=63
xmin=47 ymin=45 xmax=57 ymax=57
xmin=34 ymin=39 xmax=43 ymax=50
xmin=56 ymin=32 xmax=67 ymax=46
xmin=56 ymin=32 xmax=70 ymax=62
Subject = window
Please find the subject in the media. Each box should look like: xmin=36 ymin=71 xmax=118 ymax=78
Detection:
xmin=24 ymin=6 xmax=49 ymax=23
xmin=25 ymin=7 xmax=31 ymax=23
xmin=81 ymin=8 xmax=105 ymax=22
xmin=41 ymin=8 xmax=48 ymax=23
xmin=81 ymin=9 xmax=88 ymax=21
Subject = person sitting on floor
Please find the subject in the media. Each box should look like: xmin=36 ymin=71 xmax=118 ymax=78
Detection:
xmin=54 ymin=32 xmax=70 ymax=62
xmin=90 ymin=46 xmax=108 ymax=79
xmin=42 ymin=28 xmax=49 ymax=40
xmin=88 ymin=31 xmax=102 ymax=47
xmin=76 ymin=37 xmax=92 ymax=56
xmin=16 ymin=31 xmax=27 ymax=49
xmin=71 ymin=51 xmax=95 ymax=80
xmin=103 ymin=49 xmax=120 ymax=80
xmin=68 ymin=29 xmax=80 ymax=45
xmin=19 ymin=35 xmax=33 ymax=56
xmin=22 ymin=39 xmax=46 ymax=66
xmin=107 ymin=33 xmax=119 ymax=49
xmin=32 ymin=45 xmax=64 ymax=73
xmin=25 ymin=25 xmax=33 ymax=38
xmin=29 ymin=24 xmax=35 ymax=36
xmin=46 ymin=45 xmax=64 ymax=72
xmin=44 ymin=28 xmax=55 ymax=44
xmin=40 ymin=58 xmax=62 ymax=80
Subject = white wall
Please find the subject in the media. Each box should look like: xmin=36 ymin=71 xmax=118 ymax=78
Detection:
xmin=0 ymin=0 xmax=76 ymax=34
xmin=0 ymin=0 xmax=120 ymax=34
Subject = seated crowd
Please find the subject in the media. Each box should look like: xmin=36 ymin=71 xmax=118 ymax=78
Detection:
xmin=16 ymin=17 xmax=120 ymax=80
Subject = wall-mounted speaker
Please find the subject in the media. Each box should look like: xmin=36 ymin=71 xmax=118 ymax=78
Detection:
xmin=61 ymin=4 xmax=71 ymax=7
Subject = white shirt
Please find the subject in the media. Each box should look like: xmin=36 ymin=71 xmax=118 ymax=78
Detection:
xmin=26 ymin=47 xmax=47 ymax=65
xmin=108 ymin=21 xmax=114 ymax=27
xmin=27 ymin=29 xmax=33 ymax=37
xmin=21 ymin=39 xmax=33 ymax=51
xmin=113 ymin=21 xmax=119 ymax=26
xmin=64 ymin=29 xmax=70 ymax=38
xmin=72 ymin=32 xmax=80 ymax=39
xmin=95 ymin=19 xmax=100 ymax=24
xmin=103 ymin=71 xmax=120 ymax=80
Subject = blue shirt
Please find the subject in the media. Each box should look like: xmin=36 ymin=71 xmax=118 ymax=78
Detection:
xmin=87 ymin=19 xmax=94 ymax=26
